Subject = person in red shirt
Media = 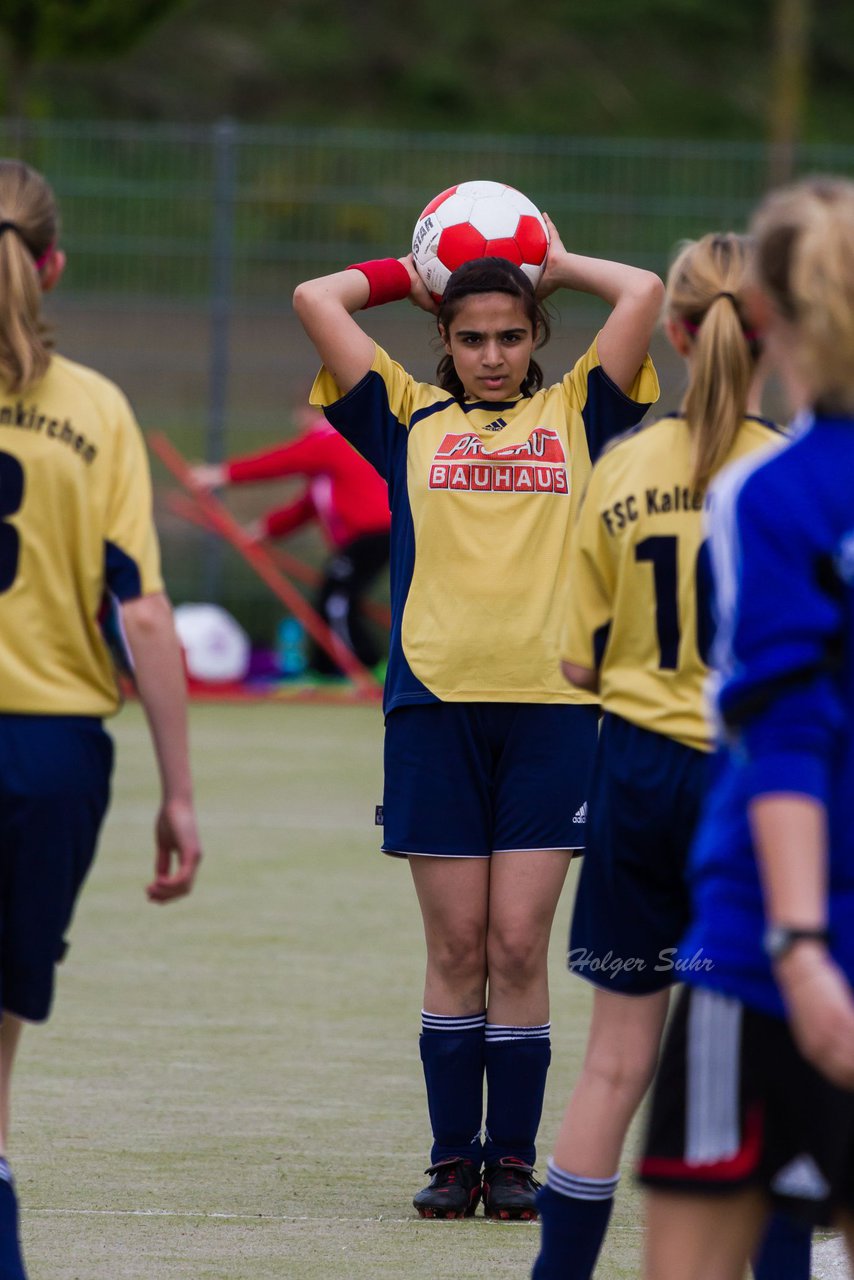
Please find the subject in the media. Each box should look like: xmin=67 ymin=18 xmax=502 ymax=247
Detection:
xmin=192 ymin=407 xmax=391 ymax=673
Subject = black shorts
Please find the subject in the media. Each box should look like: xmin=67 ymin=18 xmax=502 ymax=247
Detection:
xmin=639 ymin=985 xmax=854 ymax=1226
xmin=0 ymin=714 xmax=113 ymax=1022
xmin=568 ymin=713 xmax=709 ymax=994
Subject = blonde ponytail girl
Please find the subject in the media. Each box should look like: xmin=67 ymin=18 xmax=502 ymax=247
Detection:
xmin=0 ymin=159 xmax=58 ymax=393
xmin=665 ymin=233 xmax=761 ymax=490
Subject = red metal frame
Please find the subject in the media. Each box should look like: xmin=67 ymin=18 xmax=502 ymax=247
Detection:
xmin=149 ymin=433 xmax=383 ymax=699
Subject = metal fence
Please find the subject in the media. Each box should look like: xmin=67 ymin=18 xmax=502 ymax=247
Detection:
xmin=4 ymin=118 xmax=854 ymax=630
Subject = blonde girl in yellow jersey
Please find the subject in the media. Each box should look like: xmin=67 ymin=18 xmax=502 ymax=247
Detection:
xmin=0 ymin=159 xmax=201 ymax=1280
xmin=532 ymin=233 xmax=809 ymax=1280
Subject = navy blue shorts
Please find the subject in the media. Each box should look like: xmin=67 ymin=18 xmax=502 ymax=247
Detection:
xmin=381 ymin=701 xmax=598 ymax=858
xmin=569 ymin=713 xmax=710 ymax=994
xmin=0 ymin=714 xmax=113 ymax=1022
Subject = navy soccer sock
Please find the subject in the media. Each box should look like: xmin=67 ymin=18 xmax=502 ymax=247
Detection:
xmin=419 ymin=1011 xmax=485 ymax=1167
xmin=482 ymin=1022 xmax=550 ymax=1168
xmin=753 ymin=1212 xmax=811 ymax=1280
xmin=531 ymin=1161 xmax=620 ymax=1280
xmin=0 ymin=1159 xmax=26 ymax=1280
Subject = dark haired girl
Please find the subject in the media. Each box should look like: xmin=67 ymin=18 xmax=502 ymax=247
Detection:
xmin=294 ymin=214 xmax=663 ymax=1220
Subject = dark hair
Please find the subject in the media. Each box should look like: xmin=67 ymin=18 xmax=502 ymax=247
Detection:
xmin=435 ymin=257 xmax=551 ymax=398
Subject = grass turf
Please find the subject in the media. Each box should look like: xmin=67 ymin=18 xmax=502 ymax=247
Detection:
xmin=15 ymin=701 xmax=646 ymax=1278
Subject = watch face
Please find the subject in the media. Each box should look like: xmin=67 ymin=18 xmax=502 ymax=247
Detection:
xmin=763 ymin=926 xmax=828 ymax=960
xmin=763 ymin=926 xmax=787 ymax=960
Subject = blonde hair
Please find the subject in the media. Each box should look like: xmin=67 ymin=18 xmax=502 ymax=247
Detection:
xmin=665 ymin=233 xmax=760 ymax=490
xmin=752 ymin=176 xmax=854 ymax=415
xmin=0 ymin=160 xmax=58 ymax=393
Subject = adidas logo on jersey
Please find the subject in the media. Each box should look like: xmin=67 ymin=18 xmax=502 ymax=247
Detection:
xmin=572 ymin=803 xmax=587 ymax=824
xmin=483 ymin=416 xmax=508 ymax=432
xmin=770 ymin=1155 xmax=830 ymax=1201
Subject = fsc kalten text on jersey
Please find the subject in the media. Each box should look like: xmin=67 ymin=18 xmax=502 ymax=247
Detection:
xmin=600 ymin=484 xmax=707 ymax=534
xmin=0 ymin=400 xmax=97 ymax=464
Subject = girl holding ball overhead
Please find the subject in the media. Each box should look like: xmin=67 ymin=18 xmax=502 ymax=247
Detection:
xmin=293 ymin=207 xmax=662 ymax=1219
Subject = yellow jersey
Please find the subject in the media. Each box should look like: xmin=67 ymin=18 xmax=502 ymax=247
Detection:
xmin=561 ymin=414 xmax=785 ymax=749
xmin=313 ymin=339 xmax=658 ymax=709
xmin=0 ymin=355 xmax=163 ymax=716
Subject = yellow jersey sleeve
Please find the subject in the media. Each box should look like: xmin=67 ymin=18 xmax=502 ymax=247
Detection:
xmin=561 ymin=335 xmax=660 ymax=464
xmin=104 ymin=391 xmax=163 ymax=600
xmin=311 ymin=346 xmax=422 ymax=480
xmin=562 ymin=466 xmax=616 ymax=671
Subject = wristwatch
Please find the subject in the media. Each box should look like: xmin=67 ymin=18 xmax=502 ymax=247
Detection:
xmin=763 ymin=925 xmax=830 ymax=962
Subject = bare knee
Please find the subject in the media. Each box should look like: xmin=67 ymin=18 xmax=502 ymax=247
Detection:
xmin=487 ymin=926 xmax=546 ymax=995
xmin=426 ymin=920 xmax=487 ymax=1000
xmin=581 ymin=1038 xmax=658 ymax=1105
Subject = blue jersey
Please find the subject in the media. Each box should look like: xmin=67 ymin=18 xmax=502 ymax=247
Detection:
xmin=679 ymin=413 xmax=854 ymax=1017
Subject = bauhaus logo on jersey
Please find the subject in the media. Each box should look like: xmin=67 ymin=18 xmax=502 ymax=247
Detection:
xmin=428 ymin=428 xmax=569 ymax=494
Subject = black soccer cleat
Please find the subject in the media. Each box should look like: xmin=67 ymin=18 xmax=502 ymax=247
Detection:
xmin=413 ymin=1157 xmax=481 ymax=1219
xmin=482 ymin=1156 xmax=542 ymax=1220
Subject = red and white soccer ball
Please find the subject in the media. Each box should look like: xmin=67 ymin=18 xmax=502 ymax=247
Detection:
xmin=411 ymin=180 xmax=550 ymax=302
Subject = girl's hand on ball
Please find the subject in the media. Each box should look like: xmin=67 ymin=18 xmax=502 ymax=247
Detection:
xmin=537 ymin=214 xmax=569 ymax=299
xmin=400 ymin=254 xmax=439 ymax=315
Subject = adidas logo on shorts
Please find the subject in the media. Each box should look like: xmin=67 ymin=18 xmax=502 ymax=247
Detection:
xmin=572 ymin=803 xmax=587 ymax=824
xmin=770 ymin=1155 xmax=830 ymax=1201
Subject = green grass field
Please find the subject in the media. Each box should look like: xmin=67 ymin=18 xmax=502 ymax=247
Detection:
xmin=2 ymin=703 xmax=738 ymax=1277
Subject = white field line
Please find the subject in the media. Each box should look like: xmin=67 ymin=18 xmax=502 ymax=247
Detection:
xmin=23 ymin=1209 xmax=852 ymax=1265
xmin=24 ymin=1207 xmax=551 ymax=1226
xmin=26 ymin=1208 xmax=400 ymax=1222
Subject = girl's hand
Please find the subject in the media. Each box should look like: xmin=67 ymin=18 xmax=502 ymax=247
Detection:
xmin=400 ymin=253 xmax=439 ymax=315
xmin=776 ymin=944 xmax=854 ymax=1090
xmin=244 ymin=518 xmax=266 ymax=543
xmin=190 ymin=463 xmax=227 ymax=490
xmin=536 ymin=213 xmax=570 ymax=300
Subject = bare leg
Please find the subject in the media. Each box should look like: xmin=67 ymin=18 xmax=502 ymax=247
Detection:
xmin=553 ymin=985 xmax=670 ymax=1178
xmin=408 ymin=857 xmax=492 ymax=1188
xmin=0 ymin=1016 xmax=24 ymax=1157
xmin=485 ymin=849 xmax=572 ymax=1025
xmin=408 ymin=856 xmax=491 ymax=1013
xmin=481 ymin=850 xmax=571 ymax=1186
xmin=645 ymin=1187 xmax=768 ymax=1280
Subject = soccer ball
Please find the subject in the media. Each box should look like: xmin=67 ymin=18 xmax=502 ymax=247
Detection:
xmin=412 ymin=180 xmax=550 ymax=302
xmin=174 ymin=603 xmax=251 ymax=683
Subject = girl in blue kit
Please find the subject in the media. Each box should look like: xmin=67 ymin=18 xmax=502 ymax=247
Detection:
xmin=294 ymin=218 xmax=662 ymax=1218
xmin=640 ymin=178 xmax=854 ymax=1279
xmin=532 ymin=231 xmax=809 ymax=1280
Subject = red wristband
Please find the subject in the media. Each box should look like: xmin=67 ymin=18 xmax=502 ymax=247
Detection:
xmin=347 ymin=258 xmax=411 ymax=308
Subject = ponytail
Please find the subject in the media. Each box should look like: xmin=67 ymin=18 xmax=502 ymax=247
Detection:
xmin=0 ymin=160 xmax=58 ymax=394
xmin=753 ymin=177 xmax=854 ymax=416
xmin=666 ymin=234 xmax=759 ymax=491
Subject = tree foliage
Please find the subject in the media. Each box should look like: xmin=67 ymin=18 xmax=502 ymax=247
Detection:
xmin=0 ymin=0 xmax=187 ymax=113
xmin=1 ymin=0 xmax=852 ymax=143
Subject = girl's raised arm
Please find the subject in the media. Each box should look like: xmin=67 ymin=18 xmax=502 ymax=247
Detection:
xmin=293 ymin=257 xmax=431 ymax=395
xmin=538 ymin=216 xmax=664 ymax=393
